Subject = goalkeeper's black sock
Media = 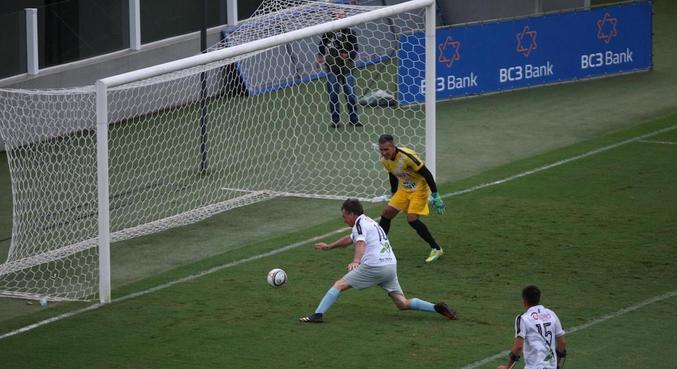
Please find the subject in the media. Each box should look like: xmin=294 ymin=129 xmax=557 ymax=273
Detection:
xmin=408 ymin=219 xmax=440 ymax=250
xmin=379 ymin=217 xmax=392 ymax=234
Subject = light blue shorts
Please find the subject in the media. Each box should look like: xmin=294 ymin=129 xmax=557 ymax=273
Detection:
xmin=343 ymin=263 xmax=402 ymax=294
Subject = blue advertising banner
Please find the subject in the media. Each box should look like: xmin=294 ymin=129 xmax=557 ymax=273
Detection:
xmin=398 ymin=1 xmax=653 ymax=104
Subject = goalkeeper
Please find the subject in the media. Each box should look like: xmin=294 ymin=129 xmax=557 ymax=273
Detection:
xmin=377 ymin=134 xmax=447 ymax=263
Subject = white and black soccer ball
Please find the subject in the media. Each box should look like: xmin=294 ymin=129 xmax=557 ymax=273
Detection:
xmin=266 ymin=268 xmax=288 ymax=288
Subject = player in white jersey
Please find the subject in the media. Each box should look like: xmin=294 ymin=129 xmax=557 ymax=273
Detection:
xmin=299 ymin=198 xmax=457 ymax=323
xmin=498 ymin=286 xmax=567 ymax=369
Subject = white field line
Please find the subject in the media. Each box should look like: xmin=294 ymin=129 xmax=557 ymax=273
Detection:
xmin=458 ymin=290 xmax=677 ymax=369
xmin=441 ymin=124 xmax=677 ymax=199
xmin=1 ymin=124 xmax=675 ymax=341
xmin=0 ymin=226 xmax=350 ymax=341
xmin=638 ymin=139 xmax=677 ymax=145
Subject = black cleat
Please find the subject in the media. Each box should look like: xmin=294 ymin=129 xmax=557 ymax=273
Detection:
xmin=434 ymin=302 xmax=458 ymax=320
xmin=299 ymin=313 xmax=324 ymax=323
xmin=330 ymin=123 xmax=341 ymax=129
xmin=349 ymin=121 xmax=363 ymax=127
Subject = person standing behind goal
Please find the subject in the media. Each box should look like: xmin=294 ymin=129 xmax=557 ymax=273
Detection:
xmin=317 ymin=8 xmax=362 ymax=129
xmin=377 ymin=134 xmax=447 ymax=263
xmin=498 ymin=285 xmax=568 ymax=369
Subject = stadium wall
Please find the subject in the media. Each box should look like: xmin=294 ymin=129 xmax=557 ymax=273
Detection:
xmin=398 ymin=1 xmax=652 ymax=103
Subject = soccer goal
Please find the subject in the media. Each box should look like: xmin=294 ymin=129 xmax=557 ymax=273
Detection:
xmin=0 ymin=0 xmax=436 ymax=303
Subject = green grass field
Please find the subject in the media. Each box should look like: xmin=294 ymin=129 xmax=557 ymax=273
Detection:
xmin=0 ymin=113 xmax=675 ymax=369
xmin=1 ymin=0 xmax=676 ymax=368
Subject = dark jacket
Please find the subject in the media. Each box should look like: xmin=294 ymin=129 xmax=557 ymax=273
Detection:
xmin=318 ymin=28 xmax=358 ymax=74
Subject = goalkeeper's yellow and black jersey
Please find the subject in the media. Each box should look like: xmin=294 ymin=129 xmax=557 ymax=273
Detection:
xmin=381 ymin=147 xmax=428 ymax=193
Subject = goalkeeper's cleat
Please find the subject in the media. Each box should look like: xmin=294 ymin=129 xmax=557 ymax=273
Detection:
xmin=434 ymin=302 xmax=458 ymax=320
xmin=299 ymin=313 xmax=324 ymax=323
xmin=425 ymin=248 xmax=444 ymax=263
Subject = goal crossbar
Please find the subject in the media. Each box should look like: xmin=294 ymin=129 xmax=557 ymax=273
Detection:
xmin=98 ymin=0 xmax=434 ymax=88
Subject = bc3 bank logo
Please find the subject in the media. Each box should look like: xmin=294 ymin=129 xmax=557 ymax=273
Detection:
xmin=597 ymin=12 xmax=618 ymax=44
xmin=438 ymin=36 xmax=461 ymax=68
xmin=516 ymin=26 xmax=538 ymax=57
xmin=422 ymin=35 xmax=477 ymax=94
xmin=582 ymin=12 xmax=633 ymax=69
xmin=499 ymin=25 xmax=554 ymax=83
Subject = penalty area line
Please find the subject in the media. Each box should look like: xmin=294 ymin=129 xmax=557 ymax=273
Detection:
xmin=1 ymin=123 xmax=675 ymax=341
xmin=458 ymin=290 xmax=677 ymax=369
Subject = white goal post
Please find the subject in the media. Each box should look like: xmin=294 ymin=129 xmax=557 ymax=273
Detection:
xmin=0 ymin=0 xmax=436 ymax=304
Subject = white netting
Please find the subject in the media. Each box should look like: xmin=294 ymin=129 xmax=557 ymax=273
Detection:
xmin=0 ymin=0 xmax=428 ymax=301
xmin=0 ymin=88 xmax=99 ymax=301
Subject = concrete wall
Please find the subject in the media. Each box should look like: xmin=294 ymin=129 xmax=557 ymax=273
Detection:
xmin=439 ymin=0 xmax=586 ymax=25
xmin=0 ymin=28 xmax=224 ymax=90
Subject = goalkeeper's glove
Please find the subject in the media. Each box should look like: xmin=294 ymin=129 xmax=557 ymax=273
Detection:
xmin=430 ymin=192 xmax=446 ymax=215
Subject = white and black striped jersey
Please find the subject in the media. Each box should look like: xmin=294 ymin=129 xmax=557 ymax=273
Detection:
xmin=514 ymin=305 xmax=565 ymax=369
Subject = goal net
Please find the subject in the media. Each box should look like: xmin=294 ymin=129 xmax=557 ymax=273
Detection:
xmin=0 ymin=0 xmax=434 ymax=302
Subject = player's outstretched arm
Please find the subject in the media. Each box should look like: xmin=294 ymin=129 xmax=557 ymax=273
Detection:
xmin=313 ymin=235 xmax=353 ymax=250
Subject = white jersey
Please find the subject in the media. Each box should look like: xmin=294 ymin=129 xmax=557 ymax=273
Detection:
xmin=350 ymin=214 xmax=396 ymax=266
xmin=514 ymin=305 xmax=565 ymax=369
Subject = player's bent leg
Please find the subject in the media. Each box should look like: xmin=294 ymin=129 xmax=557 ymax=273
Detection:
xmin=388 ymin=292 xmax=410 ymax=310
xmin=300 ymin=279 xmax=351 ymax=323
xmin=389 ymin=292 xmax=436 ymax=313
xmin=388 ymin=293 xmax=458 ymax=320
xmin=405 ymin=191 xmax=444 ymax=261
xmin=407 ymin=218 xmax=444 ymax=262
xmin=332 ymin=278 xmax=352 ymax=291
xmin=379 ymin=205 xmax=400 ymax=234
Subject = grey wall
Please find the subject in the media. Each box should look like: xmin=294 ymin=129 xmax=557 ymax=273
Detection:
xmin=439 ymin=0 xmax=586 ymax=25
xmin=1 ymin=29 xmax=224 ymax=90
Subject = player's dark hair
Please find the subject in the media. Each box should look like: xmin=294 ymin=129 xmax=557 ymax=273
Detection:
xmin=522 ymin=285 xmax=541 ymax=306
xmin=378 ymin=134 xmax=395 ymax=145
xmin=341 ymin=198 xmax=364 ymax=216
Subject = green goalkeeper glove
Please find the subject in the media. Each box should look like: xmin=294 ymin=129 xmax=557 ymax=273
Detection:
xmin=430 ymin=192 xmax=446 ymax=215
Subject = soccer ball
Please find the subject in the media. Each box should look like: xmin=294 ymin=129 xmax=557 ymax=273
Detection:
xmin=267 ymin=268 xmax=288 ymax=288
